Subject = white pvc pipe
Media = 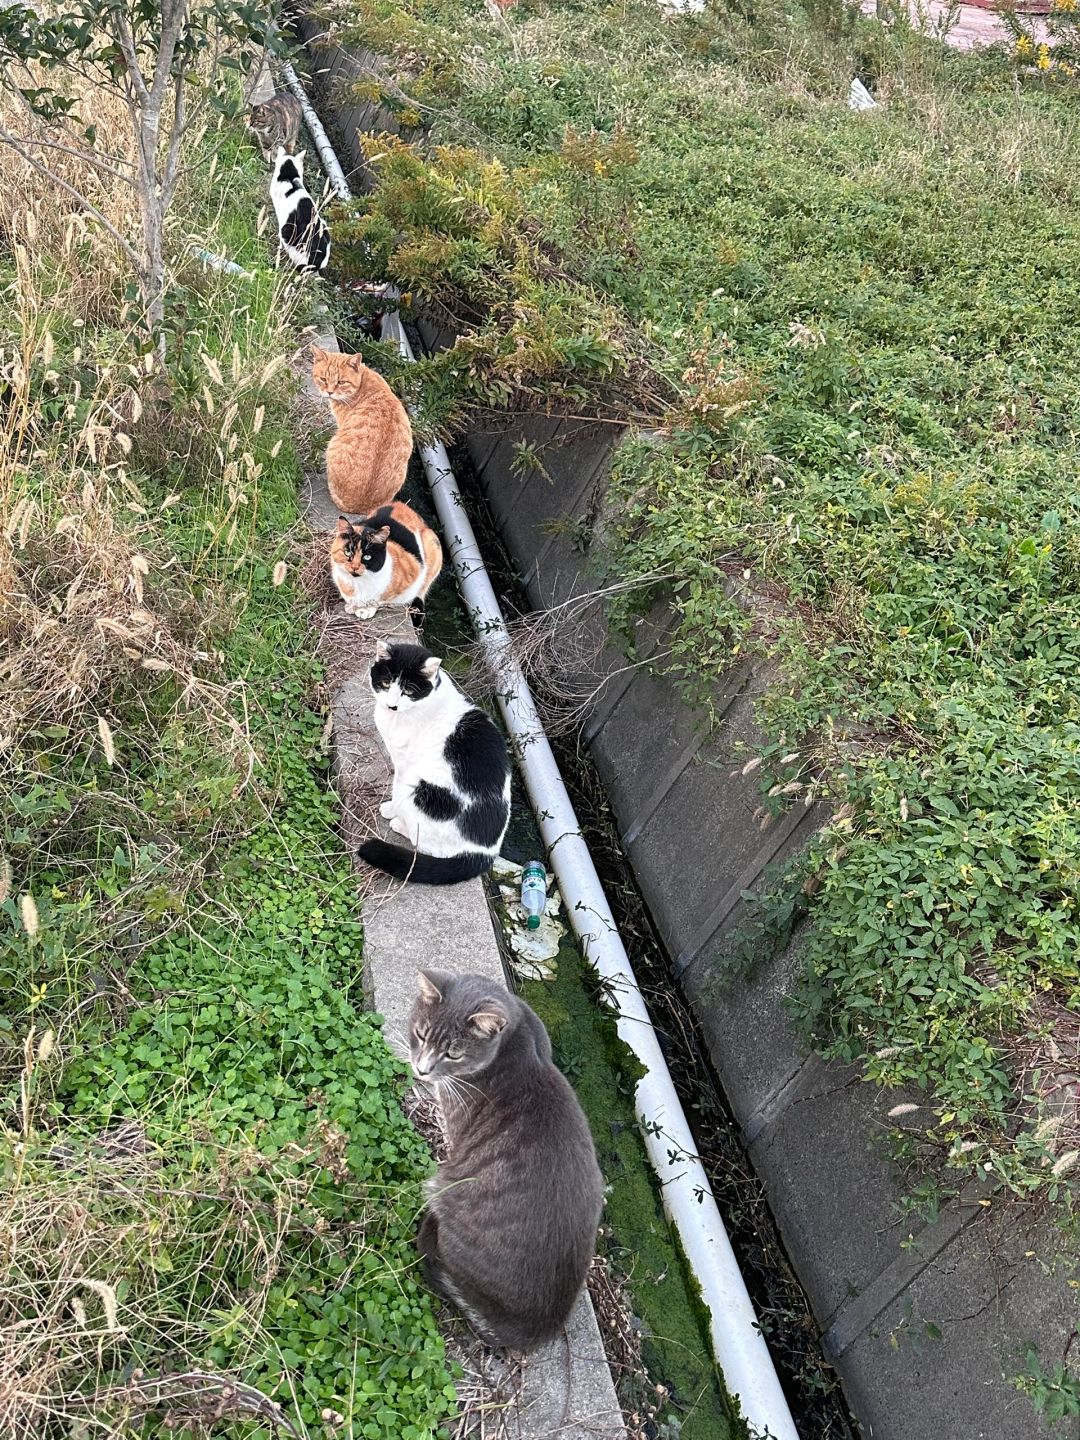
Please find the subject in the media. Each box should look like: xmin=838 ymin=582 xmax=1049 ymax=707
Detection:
xmin=281 ymin=60 xmax=353 ymax=203
xmin=383 ymin=321 xmax=800 ymax=1440
xmin=289 ymin=64 xmax=800 ymax=1440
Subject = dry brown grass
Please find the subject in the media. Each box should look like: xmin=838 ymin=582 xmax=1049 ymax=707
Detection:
xmin=0 ymin=47 xmax=142 ymax=321
xmin=0 ymin=1122 xmax=357 ymax=1437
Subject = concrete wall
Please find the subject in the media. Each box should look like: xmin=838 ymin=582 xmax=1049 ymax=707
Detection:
xmin=295 ymin=27 xmax=1080 ymax=1440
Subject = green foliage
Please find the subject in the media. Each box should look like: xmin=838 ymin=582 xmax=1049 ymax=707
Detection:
xmin=1 ymin=107 xmax=454 ymax=1435
xmin=1016 ymin=1343 xmax=1080 ymax=1431
xmin=328 ymin=0 xmax=1080 ymax=1205
xmin=328 ymin=136 xmax=657 ymax=438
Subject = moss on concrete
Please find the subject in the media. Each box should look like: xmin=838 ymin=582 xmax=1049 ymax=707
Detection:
xmin=515 ymin=922 xmax=743 ymax=1440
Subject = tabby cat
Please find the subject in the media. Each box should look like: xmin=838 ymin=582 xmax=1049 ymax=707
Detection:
xmin=269 ymin=148 xmax=329 ymax=274
xmin=330 ymin=505 xmax=443 ymax=622
xmin=410 ymin=969 xmax=604 ymax=1351
xmin=311 ymin=346 xmax=413 ymax=514
xmin=359 ymin=642 xmax=511 ymax=885
xmin=249 ymin=93 xmax=304 ymax=160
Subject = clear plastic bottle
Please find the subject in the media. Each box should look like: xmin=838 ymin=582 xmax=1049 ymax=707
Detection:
xmin=520 ymin=861 xmax=547 ymax=931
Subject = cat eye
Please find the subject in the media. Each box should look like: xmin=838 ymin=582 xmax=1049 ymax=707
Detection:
xmin=414 ymin=1025 xmax=429 ymax=1041
xmin=446 ymin=1048 xmax=463 ymax=1061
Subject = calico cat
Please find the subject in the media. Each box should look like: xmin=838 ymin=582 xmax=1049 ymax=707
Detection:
xmin=269 ymin=147 xmax=330 ymax=274
xmin=410 ymin=969 xmax=604 ymax=1351
xmin=311 ymin=346 xmax=413 ymax=514
xmin=249 ymin=93 xmax=304 ymax=160
xmin=359 ymin=642 xmax=510 ymax=885
xmin=330 ymin=505 xmax=443 ymax=622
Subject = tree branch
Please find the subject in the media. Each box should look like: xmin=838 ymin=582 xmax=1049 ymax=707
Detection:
xmin=161 ymin=56 xmax=186 ymax=211
xmin=148 ymin=0 xmax=189 ymax=114
xmin=111 ymin=4 xmax=151 ymax=108
xmin=0 ymin=125 xmax=142 ymax=273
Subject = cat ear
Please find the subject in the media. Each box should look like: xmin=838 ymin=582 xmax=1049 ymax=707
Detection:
xmin=420 ymin=656 xmax=442 ymax=680
xmin=374 ymin=639 xmax=392 ymax=661
xmin=468 ymin=1006 xmax=508 ymax=1038
xmin=416 ymin=969 xmax=451 ymax=1004
xmin=336 ymin=515 xmax=352 ymax=536
xmin=370 ymin=526 xmax=391 ymax=544
xmin=310 ymin=344 xmax=325 ymax=360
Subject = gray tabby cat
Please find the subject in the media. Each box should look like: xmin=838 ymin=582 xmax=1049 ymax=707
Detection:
xmin=249 ymin=93 xmax=303 ymax=160
xmin=410 ymin=969 xmax=604 ymax=1351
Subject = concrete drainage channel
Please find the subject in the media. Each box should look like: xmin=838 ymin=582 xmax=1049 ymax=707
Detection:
xmin=284 ymin=52 xmax=810 ymax=1440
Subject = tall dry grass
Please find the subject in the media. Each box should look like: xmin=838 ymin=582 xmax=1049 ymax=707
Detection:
xmin=0 ymin=44 xmax=305 ymax=864
xmin=0 ymin=29 xmax=331 ymax=1439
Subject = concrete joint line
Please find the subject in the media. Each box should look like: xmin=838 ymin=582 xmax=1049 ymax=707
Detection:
xmin=621 ymin=667 xmax=753 ymax=848
xmin=581 ymin=616 xmax=679 ymax=745
xmin=743 ymin=1058 xmax=875 ymax=1152
xmin=522 ymin=452 xmax=610 ymax=593
xmin=673 ymin=801 xmax=816 ymax=978
xmin=821 ymin=1188 xmax=990 ymax=1359
xmin=739 ymin=1058 xmax=814 ymax=1147
xmin=582 ymin=667 xmax=639 ymax=745
xmin=620 ymin=729 xmax=709 ymax=849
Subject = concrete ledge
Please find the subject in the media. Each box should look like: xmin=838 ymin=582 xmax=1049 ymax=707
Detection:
xmin=298 ymin=330 xmax=625 ymax=1440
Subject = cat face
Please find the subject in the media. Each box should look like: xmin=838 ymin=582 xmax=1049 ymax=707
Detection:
xmin=250 ymin=105 xmax=279 ymax=158
xmin=331 ymin=515 xmax=391 ymax=574
xmin=409 ymin=969 xmax=509 ymax=1082
xmin=369 ymin=640 xmax=441 ymax=713
xmin=311 ymin=346 xmax=366 ymax=402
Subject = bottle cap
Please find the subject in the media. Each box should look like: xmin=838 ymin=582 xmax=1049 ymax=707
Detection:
xmin=527 ymin=914 xmax=541 ymax=930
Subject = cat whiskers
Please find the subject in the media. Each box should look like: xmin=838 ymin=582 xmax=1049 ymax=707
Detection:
xmin=434 ymin=1073 xmax=482 ymax=1120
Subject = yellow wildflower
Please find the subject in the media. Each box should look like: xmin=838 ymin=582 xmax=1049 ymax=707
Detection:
xmin=1037 ymin=43 xmax=1052 ymax=70
xmin=1016 ymin=34 xmax=1033 ymax=56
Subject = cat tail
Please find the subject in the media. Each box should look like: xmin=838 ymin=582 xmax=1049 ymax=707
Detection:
xmin=358 ymin=839 xmax=492 ymax=885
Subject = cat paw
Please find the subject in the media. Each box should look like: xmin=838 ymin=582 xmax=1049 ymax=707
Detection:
xmin=390 ymin=816 xmax=412 ymax=839
xmin=350 ymin=605 xmax=377 ymax=621
xmin=379 ymin=801 xmax=396 ymax=819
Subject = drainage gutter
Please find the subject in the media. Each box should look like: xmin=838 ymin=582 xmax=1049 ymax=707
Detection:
xmin=289 ymin=67 xmax=801 ymax=1440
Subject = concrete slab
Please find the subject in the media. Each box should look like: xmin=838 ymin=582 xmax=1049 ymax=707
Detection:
xmin=834 ymin=1207 xmax=1079 ymax=1440
xmin=477 ymin=415 xmax=568 ymax=583
xmin=518 ymin=420 xmax=620 ymax=609
xmin=746 ymin=1059 xmax=917 ymax=1327
xmin=506 ymin=1291 xmax=626 ymax=1439
xmin=587 ymin=661 xmax=707 ymax=843
xmin=680 ymin=925 xmax=812 ymax=1134
xmin=618 ymin=695 xmax=790 ymax=960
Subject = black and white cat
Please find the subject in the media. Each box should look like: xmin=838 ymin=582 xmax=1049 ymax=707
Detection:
xmin=358 ymin=642 xmax=511 ymax=885
xmin=269 ymin=146 xmax=330 ymax=274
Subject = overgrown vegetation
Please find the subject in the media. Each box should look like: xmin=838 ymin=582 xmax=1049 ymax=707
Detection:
xmin=0 ymin=28 xmax=454 ymax=1438
xmin=323 ymin=0 xmax=1080 ymax=1209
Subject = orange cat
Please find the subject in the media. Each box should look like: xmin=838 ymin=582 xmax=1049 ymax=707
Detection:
xmin=311 ymin=346 xmax=413 ymax=513
xmin=330 ymin=504 xmax=443 ymax=622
